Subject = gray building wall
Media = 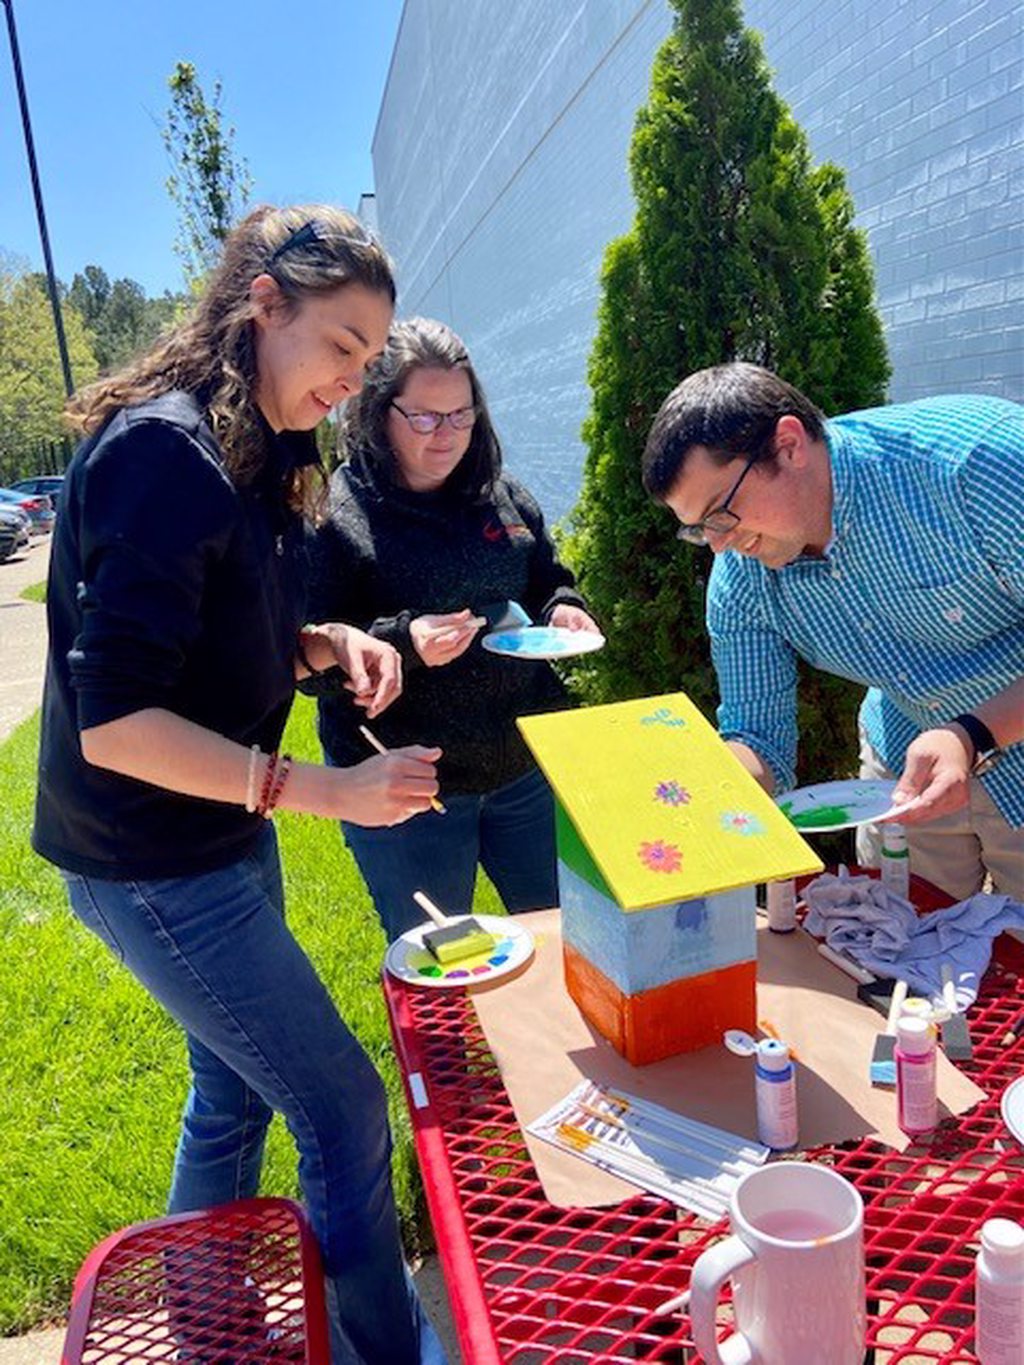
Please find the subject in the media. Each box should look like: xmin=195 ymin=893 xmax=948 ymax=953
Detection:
xmin=372 ymin=0 xmax=1022 ymax=521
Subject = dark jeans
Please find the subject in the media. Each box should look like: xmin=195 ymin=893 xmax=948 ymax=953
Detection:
xmin=341 ymin=765 xmax=558 ymax=941
xmin=62 ymin=823 xmax=446 ymax=1365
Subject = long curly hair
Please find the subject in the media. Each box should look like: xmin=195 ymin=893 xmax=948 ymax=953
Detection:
xmin=341 ymin=316 xmax=502 ymax=500
xmin=66 ymin=204 xmax=396 ymax=517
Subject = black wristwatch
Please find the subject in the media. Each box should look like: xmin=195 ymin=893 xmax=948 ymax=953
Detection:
xmin=950 ymin=713 xmax=1002 ymax=776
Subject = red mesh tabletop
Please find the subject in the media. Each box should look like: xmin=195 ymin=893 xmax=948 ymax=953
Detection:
xmin=62 ymin=1196 xmax=330 ymax=1364
xmin=384 ymin=875 xmax=1024 ymax=1364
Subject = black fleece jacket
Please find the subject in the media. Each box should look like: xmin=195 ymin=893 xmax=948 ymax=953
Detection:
xmin=305 ymin=449 xmax=589 ymax=794
xmin=33 ymin=391 xmax=315 ymax=879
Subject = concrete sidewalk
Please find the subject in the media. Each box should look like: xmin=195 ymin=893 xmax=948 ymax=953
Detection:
xmin=0 ymin=534 xmax=50 ymax=742
xmin=0 ymin=535 xmax=462 ymax=1362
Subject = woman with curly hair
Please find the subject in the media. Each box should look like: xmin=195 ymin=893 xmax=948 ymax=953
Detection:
xmin=307 ymin=317 xmax=599 ymax=942
xmin=33 ymin=205 xmax=446 ymax=1364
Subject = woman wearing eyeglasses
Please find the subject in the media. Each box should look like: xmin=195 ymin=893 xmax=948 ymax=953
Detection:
xmin=33 ymin=207 xmax=447 ymax=1365
xmin=307 ymin=317 xmax=599 ymax=942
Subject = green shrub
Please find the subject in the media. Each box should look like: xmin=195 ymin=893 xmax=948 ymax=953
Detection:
xmin=565 ymin=0 xmax=889 ymax=785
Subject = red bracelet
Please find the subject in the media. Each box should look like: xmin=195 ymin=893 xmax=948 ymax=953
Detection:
xmin=263 ymin=753 xmax=293 ymax=819
xmin=255 ymin=751 xmax=278 ymax=817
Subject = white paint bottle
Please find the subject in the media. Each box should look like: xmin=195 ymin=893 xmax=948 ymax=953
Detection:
xmin=895 ymin=1016 xmax=937 ymax=1138
xmin=976 ymin=1217 xmax=1024 ymax=1364
xmin=754 ymin=1038 xmax=798 ymax=1150
xmin=766 ymin=878 xmax=797 ymax=933
xmin=880 ymin=823 xmax=910 ymax=900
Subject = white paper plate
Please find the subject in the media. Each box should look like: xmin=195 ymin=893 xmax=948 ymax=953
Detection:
xmin=384 ymin=913 xmax=535 ymax=989
xmin=776 ymin=779 xmax=915 ymax=832
xmin=1000 ymin=1075 xmax=1024 ymax=1147
xmin=481 ymin=626 xmax=606 ymax=660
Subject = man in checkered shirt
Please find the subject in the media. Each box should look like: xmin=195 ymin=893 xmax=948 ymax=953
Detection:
xmin=642 ymin=362 xmax=1023 ymax=901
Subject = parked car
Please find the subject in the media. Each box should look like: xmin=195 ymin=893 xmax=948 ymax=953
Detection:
xmin=10 ymin=474 xmax=64 ymax=510
xmin=0 ymin=505 xmax=27 ymax=561
xmin=0 ymin=487 xmax=55 ymax=534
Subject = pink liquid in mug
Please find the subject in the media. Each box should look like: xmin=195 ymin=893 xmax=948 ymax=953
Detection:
xmin=754 ymin=1209 xmax=841 ymax=1242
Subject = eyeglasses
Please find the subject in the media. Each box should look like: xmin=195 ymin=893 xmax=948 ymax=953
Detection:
xmin=675 ymin=453 xmax=759 ymax=545
xmin=268 ymin=218 xmax=377 ymax=267
xmin=390 ymin=401 xmax=477 ymax=435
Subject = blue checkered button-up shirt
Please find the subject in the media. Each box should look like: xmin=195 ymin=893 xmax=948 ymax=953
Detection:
xmin=707 ymin=394 xmax=1024 ymax=825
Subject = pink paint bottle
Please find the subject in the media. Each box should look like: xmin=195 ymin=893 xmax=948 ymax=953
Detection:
xmin=895 ymin=1015 xmax=937 ymax=1137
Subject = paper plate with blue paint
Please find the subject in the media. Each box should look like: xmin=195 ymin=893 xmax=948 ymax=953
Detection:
xmin=481 ymin=626 xmax=606 ymax=660
xmin=776 ymin=779 xmax=916 ymax=832
xmin=1001 ymin=1076 xmax=1024 ymax=1147
xmin=385 ymin=914 xmax=535 ymax=989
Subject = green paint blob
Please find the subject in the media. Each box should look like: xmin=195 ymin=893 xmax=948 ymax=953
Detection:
xmin=791 ymin=803 xmax=851 ymax=828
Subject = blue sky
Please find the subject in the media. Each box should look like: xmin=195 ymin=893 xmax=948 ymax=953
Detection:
xmin=0 ymin=0 xmax=405 ymax=296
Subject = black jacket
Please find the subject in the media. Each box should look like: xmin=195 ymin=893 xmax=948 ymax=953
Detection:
xmin=33 ymin=391 xmax=315 ymax=879
xmin=305 ymin=449 xmax=588 ymax=794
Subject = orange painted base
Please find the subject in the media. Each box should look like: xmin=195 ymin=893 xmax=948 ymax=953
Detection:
xmin=563 ymin=943 xmax=757 ymax=1065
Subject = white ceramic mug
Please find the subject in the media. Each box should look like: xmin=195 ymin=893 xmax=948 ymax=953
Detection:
xmin=689 ymin=1161 xmax=865 ymax=1364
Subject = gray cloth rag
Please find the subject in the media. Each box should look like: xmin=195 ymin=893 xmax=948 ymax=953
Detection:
xmin=802 ymin=866 xmax=1024 ymax=1006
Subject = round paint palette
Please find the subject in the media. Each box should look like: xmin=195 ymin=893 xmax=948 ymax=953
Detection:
xmin=481 ymin=626 xmax=606 ymax=660
xmin=1001 ymin=1076 xmax=1024 ymax=1148
xmin=384 ymin=914 xmax=535 ymax=989
xmin=776 ymin=779 xmax=915 ymax=832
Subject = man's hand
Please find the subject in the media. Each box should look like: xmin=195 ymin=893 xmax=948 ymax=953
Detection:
xmin=892 ymin=726 xmax=974 ymax=823
xmin=301 ymin=623 xmax=403 ymax=719
xmin=410 ymin=609 xmax=485 ymax=667
xmin=548 ymin=603 xmax=601 ymax=634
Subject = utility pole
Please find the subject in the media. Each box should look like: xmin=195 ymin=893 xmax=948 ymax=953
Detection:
xmin=2 ymin=0 xmax=74 ymax=397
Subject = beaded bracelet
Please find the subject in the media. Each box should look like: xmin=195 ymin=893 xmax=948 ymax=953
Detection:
xmin=262 ymin=753 xmax=293 ymax=819
xmin=244 ymin=744 xmax=262 ymax=813
xmin=255 ymin=751 xmax=279 ymax=818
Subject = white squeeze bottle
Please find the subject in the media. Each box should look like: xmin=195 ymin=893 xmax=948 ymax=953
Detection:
xmin=754 ymin=1038 xmax=798 ymax=1150
xmin=976 ymin=1217 xmax=1024 ymax=1364
xmin=766 ymin=878 xmax=798 ymax=933
xmin=895 ymin=1016 xmax=937 ymax=1137
xmin=880 ymin=823 xmax=910 ymax=899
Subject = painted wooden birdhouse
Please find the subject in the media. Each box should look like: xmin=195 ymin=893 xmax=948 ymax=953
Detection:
xmin=519 ymin=693 xmax=821 ymax=1065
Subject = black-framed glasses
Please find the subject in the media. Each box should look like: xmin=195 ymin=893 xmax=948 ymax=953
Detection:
xmin=390 ymin=401 xmax=477 ymax=435
xmin=675 ymin=453 xmax=760 ymax=546
xmin=268 ymin=218 xmax=376 ymax=267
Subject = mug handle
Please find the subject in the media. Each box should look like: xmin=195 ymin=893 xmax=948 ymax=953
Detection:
xmin=689 ymin=1233 xmax=758 ymax=1365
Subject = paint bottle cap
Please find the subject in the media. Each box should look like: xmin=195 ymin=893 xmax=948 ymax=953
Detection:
xmin=897 ymin=1015 xmax=933 ymax=1054
xmin=723 ymin=1029 xmax=758 ymax=1057
xmin=756 ymin=1038 xmax=791 ymax=1070
xmin=980 ymin=1218 xmax=1024 ymax=1269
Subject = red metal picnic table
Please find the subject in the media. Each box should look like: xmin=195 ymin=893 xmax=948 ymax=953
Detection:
xmin=384 ymin=873 xmax=1024 ymax=1364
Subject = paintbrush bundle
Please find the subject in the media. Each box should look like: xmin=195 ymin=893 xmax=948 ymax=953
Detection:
xmin=528 ymin=1079 xmax=769 ymax=1220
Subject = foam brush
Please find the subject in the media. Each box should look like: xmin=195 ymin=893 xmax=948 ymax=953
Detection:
xmin=412 ymin=890 xmax=497 ymax=965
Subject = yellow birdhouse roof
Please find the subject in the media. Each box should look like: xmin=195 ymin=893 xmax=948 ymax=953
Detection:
xmin=518 ymin=692 xmax=822 ymax=910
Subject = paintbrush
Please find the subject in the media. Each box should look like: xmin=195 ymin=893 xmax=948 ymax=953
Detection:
xmin=1001 ymin=1010 xmax=1024 ymax=1048
xmin=412 ymin=889 xmax=497 ymax=964
xmin=940 ymin=962 xmax=973 ymax=1062
xmin=870 ymin=978 xmax=908 ymax=1086
xmin=358 ymin=723 xmax=446 ymax=814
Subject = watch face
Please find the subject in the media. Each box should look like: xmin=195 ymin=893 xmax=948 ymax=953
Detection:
xmin=972 ymin=748 xmax=1002 ymax=776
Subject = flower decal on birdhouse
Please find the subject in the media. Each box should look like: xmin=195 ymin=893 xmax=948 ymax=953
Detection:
xmin=654 ymin=780 xmax=691 ymax=806
xmin=719 ymin=810 xmax=765 ymax=836
xmin=638 ymin=839 xmax=683 ymax=873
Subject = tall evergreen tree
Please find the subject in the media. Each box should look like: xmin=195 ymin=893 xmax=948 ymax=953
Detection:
xmin=566 ymin=0 xmax=889 ymax=780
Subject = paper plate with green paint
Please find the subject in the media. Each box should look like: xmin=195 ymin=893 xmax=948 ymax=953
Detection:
xmin=776 ymin=779 xmax=912 ymax=832
xmin=385 ymin=914 xmax=535 ymax=989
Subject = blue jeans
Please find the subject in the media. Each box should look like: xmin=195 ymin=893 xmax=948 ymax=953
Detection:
xmin=341 ymin=765 xmax=558 ymax=942
xmin=62 ymin=824 xmax=447 ymax=1365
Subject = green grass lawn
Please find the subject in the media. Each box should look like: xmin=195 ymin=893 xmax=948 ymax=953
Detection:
xmin=19 ymin=581 xmax=46 ymax=604
xmin=0 ymin=696 xmax=501 ymax=1333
